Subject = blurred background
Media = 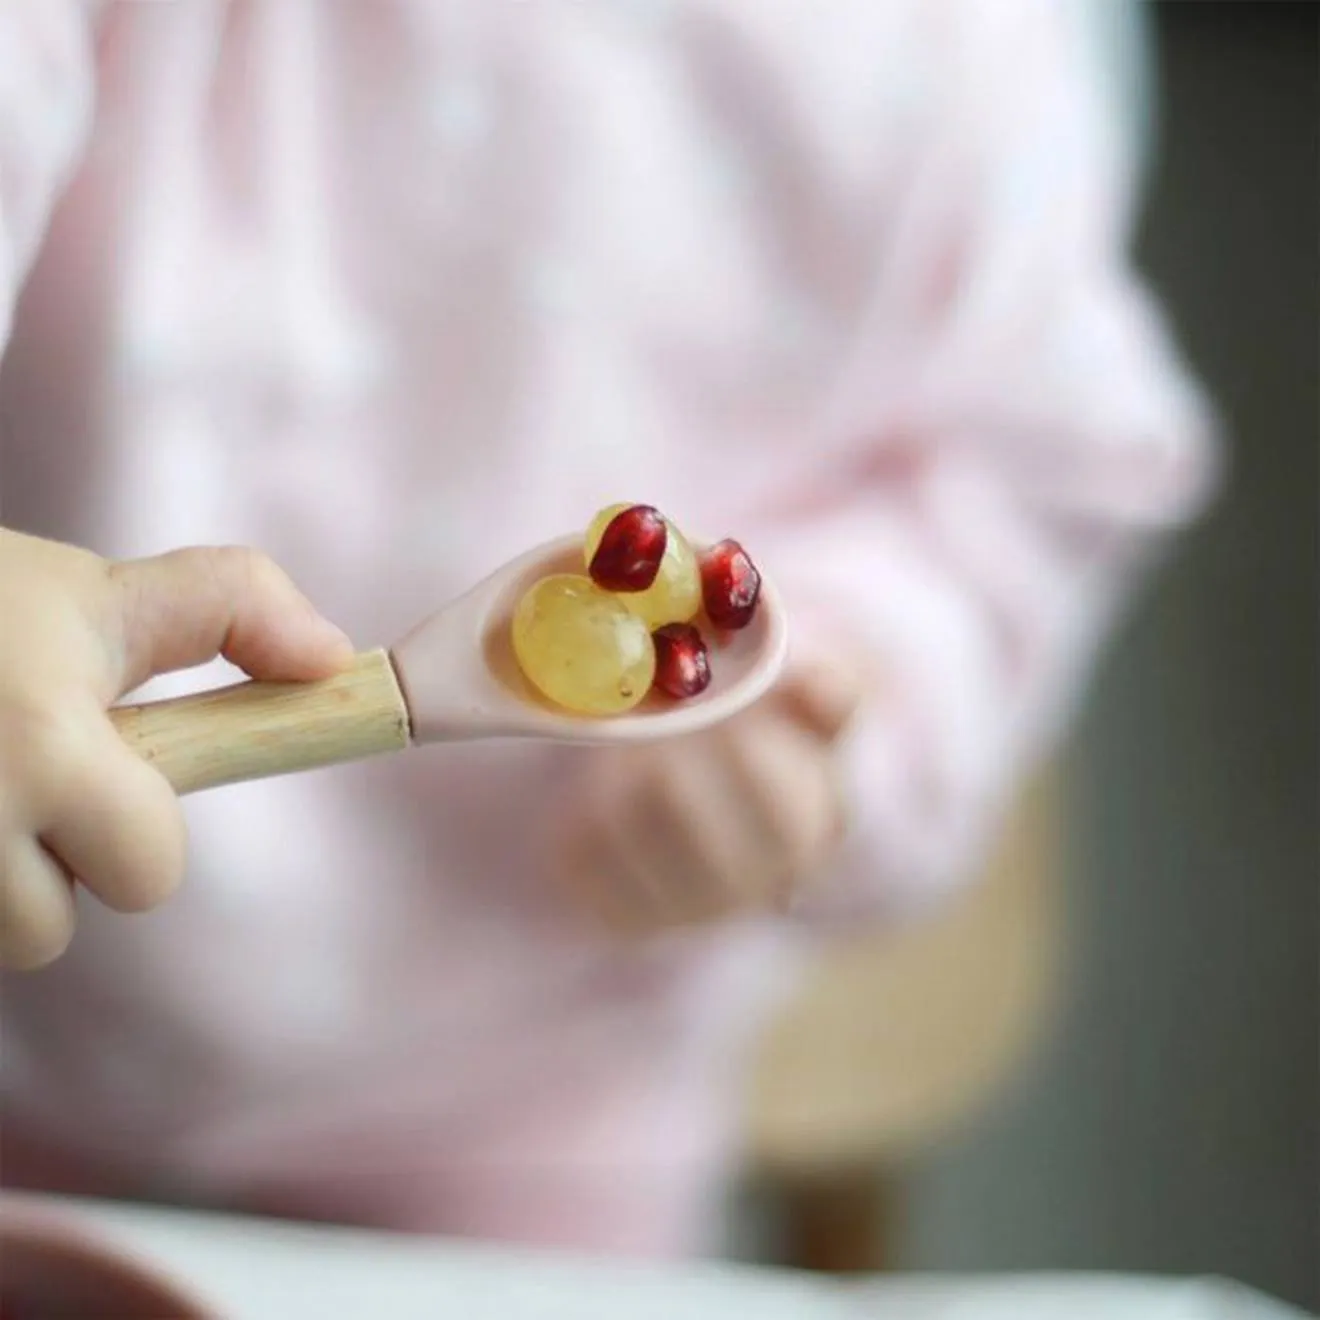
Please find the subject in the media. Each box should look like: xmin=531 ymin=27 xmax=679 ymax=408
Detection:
xmin=734 ymin=3 xmax=1317 ymax=1310
xmin=0 ymin=3 xmax=1311 ymax=1314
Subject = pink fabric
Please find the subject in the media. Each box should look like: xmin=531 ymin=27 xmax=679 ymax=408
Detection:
xmin=0 ymin=0 xmax=1214 ymax=1253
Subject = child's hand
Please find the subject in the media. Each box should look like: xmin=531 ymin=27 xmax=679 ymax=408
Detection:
xmin=0 ymin=529 xmax=352 ymax=970
xmin=555 ymin=648 xmax=865 ymax=934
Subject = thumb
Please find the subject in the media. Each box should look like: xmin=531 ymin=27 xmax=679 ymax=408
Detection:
xmin=106 ymin=545 xmax=354 ymax=695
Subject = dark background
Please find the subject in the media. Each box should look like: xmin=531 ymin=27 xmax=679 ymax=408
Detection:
xmin=902 ymin=3 xmax=1318 ymax=1310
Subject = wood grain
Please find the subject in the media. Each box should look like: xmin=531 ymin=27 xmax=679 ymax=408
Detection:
xmin=109 ymin=649 xmax=411 ymax=795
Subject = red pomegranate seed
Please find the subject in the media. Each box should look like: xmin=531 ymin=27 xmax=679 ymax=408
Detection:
xmin=652 ymin=623 xmax=712 ymax=699
xmin=588 ymin=505 xmax=668 ymax=592
xmin=699 ymin=538 xmax=761 ymax=630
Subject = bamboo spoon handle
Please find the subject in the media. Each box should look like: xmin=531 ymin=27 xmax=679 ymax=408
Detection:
xmin=109 ymin=649 xmax=411 ymax=796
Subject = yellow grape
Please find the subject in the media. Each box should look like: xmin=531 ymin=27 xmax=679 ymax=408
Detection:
xmin=584 ymin=503 xmax=701 ymax=629
xmin=511 ymin=574 xmax=655 ymax=715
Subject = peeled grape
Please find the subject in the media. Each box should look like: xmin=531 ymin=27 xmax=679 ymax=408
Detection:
xmin=585 ymin=504 xmax=701 ymax=629
xmin=512 ymin=574 xmax=655 ymax=715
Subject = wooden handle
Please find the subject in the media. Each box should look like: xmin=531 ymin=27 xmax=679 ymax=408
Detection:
xmin=109 ymin=649 xmax=411 ymax=795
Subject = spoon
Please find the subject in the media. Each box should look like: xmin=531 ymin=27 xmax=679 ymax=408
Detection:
xmin=109 ymin=534 xmax=789 ymax=795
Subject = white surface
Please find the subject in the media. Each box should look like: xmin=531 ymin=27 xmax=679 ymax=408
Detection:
xmin=7 ymin=1195 xmax=1308 ymax=1320
xmin=843 ymin=1276 xmax=1310 ymax=1320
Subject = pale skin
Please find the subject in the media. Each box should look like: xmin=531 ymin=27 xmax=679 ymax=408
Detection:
xmin=0 ymin=528 xmax=862 ymax=969
xmin=554 ymin=646 xmax=862 ymax=934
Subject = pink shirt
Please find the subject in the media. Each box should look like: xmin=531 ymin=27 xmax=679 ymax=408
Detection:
xmin=0 ymin=0 xmax=1214 ymax=1230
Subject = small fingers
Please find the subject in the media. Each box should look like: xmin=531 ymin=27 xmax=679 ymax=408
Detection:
xmin=558 ymin=761 xmax=671 ymax=936
xmin=562 ymin=719 xmax=841 ymax=938
xmin=622 ymin=751 xmax=749 ymax=927
xmin=0 ymin=835 xmax=76 ymax=970
xmin=628 ymin=720 xmax=841 ymax=921
xmin=36 ymin=715 xmax=187 ymax=914
xmin=108 ymin=544 xmax=352 ymax=694
xmin=776 ymin=651 xmax=865 ymax=743
xmin=11 ymin=700 xmax=187 ymax=915
xmin=720 ymin=717 xmax=845 ymax=907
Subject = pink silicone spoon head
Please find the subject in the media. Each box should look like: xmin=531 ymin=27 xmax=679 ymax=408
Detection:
xmin=389 ymin=534 xmax=788 ymax=745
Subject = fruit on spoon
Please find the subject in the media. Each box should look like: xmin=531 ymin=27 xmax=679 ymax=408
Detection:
xmin=652 ymin=622 xmax=712 ymax=699
xmin=584 ymin=503 xmax=701 ymax=630
xmin=511 ymin=574 xmax=655 ymax=715
xmin=699 ymin=538 xmax=762 ymax=630
xmin=586 ymin=504 xmax=668 ymax=593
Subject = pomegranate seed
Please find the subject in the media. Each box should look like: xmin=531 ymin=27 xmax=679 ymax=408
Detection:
xmin=699 ymin=538 xmax=761 ymax=630
xmin=652 ymin=623 xmax=712 ymax=699
xmin=588 ymin=505 xmax=668 ymax=592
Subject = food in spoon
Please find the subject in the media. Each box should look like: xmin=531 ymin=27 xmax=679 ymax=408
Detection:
xmin=512 ymin=505 xmax=761 ymax=714
xmin=586 ymin=504 xmax=668 ymax=592
xmin=585 ymin=503 xmax=701 ymax=629
xmin=512 ymin=574 xmax=655 ymax=715
xmin=699 ymin=537 xmax=762 ymax=630
xmin=651 ymin=622 xmax=712 ymax=699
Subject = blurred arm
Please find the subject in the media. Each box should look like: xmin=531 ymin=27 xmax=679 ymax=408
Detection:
xmin=757 ymin=0 xmax=1218 ymax=924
